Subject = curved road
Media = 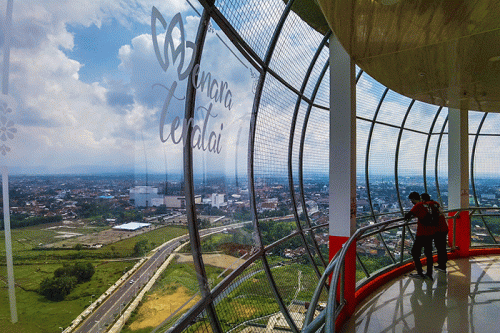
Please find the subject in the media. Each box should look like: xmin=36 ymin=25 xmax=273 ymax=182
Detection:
xmin=74 ymin=222 xmax=250 ymax=333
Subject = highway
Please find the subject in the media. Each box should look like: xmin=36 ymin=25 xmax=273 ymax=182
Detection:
xmin=73 ymin=221 xmax=250 ymax=333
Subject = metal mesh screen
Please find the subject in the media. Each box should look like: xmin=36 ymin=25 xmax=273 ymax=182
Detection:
xmin=215 ymin=0 xmax=284 ymax=60
xmin=376 ymin=90 xmax=412 ymax=126
xmin=269 ymin=12 xmax=324 ymax=93
xmin=304 ymin=54 xmax=330 ymax=106
xmin=290 ymin=102 xmax=309 ymax=229
xmin=254 ymin=76 xmax=295 ymax=180
xmin=213 ymin=259 xmax=280 ymax=332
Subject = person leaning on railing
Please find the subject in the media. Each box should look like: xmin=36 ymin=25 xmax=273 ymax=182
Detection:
xmin=421 ymin=192 xmax=448 ymax=273
xmin=404 ymin=191 xmax=436 ymax=280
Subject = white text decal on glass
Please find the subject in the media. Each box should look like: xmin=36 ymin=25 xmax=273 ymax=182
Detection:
xmin=152 ymin=7 xmax=233 ymax=154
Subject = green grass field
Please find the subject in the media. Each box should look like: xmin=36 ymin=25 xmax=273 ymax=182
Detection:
xmin=0 ymin=224 xmax=188 ymax=332
xmin=0 ymin=223 xmax=107 ymax=253
xmin=0 ymin=260 xmax=132 ymax=333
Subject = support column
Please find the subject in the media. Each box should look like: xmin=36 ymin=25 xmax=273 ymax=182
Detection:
xmin=329 ymin=34 xmax=356 ymax=326
xmin=448 ymin=107 xmax=470 ymax=256
xmin=2 ymin=0 xmax=17 ymax=324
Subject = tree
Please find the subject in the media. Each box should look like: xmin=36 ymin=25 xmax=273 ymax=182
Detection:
xmin=72 ymin=262 xmax=95 ymax=283
xmin=39 ymin=276 xmax=77 ymax=301
xmin=121 ymin=209 xmax=144 ymax=222
xmin=54 ymin=265 xmax=73 ymax=278
xmin=197 ymin=218 xmax=210 ymax=229
xmin=133 ymin=239 xmax=149 ymax=256
xmin=53 ymin=262 xmax=95 ymax=283
xmin=39 ymin=262 xmax=95 ymax=301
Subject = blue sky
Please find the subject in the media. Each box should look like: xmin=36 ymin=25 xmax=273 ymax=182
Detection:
xmin=66 ymin=18 xmax=147 ymax=84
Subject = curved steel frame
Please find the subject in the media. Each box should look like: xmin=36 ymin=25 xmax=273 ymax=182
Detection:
xmin=394 ymin=99 xmax=415 ymax=214
xmin=434 ymin=116 xmax=448 ymax=207
xmin=246 ymin=1 xmax=304 ymax=332
xmin=470 ymin=112 xmax=498 ymax=244
xmin=289 ymin=31 xmax=332 ymax=275
xmin=298 ymin=55 xmax=331 ymax=269
xmin=161 ymin=1 xmax=500 ymax=332
xmin=364 ymin=88 xmax=389 ymax=222
xmin=423 ymin=106 xmax=444 ymax=194
xmin=184 ymin=8 xmax=222 ymax=333
xmin=166 ymin=1 xmax=336 ymax=331
xmin=363 ymin=88 xmax=397 ymax=263
xmin=471 ymin=113 xmax=489 ymax=208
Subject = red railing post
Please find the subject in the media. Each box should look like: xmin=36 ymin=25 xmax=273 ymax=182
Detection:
xmin=329 ymin=235 xmax=356 ymax=330
xmin=448 ymin=210 xmax=470 ymax=257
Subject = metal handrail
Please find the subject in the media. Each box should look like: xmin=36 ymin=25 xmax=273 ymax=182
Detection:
xmin=302 ymin=207 xmax=500 ymax=332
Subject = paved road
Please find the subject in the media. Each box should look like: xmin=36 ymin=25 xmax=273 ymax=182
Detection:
xmin=74 ymin=221 xmax=251 ymax=333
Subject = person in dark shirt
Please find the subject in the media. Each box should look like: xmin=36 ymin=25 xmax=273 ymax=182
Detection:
xmin=421 ymin=192 xmax=448 ymax=272
xmin=404 ymin=192 xmax=436 ymax=280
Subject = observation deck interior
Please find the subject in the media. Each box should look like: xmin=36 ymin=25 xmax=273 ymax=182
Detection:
xmin=4 ymin=1 xmax=500 ymax=333
xmin=341 ymin=255 xmax=500 ymax=333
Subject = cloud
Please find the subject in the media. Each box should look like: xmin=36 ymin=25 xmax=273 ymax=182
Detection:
xmin=15 ymin=106 xmax=63 ymax=128
xmin=105 ymin=80 xmax=134 ymax=109
xmin=7 ymin=0 xmax=492 ymax=179
xmin=114 ymin=9 xmax=256 ymax=172
xmin=10 ymin=19 xmax=49 ymax=49
xmin=118 ymin=33 xmax=177 ymax=108
xmin=0 ymin=1 xmax=259 ymax=175
xmin=106 ymin=92 xmax=134 ymax=107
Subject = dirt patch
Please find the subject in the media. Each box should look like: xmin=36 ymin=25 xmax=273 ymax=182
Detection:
xmin=44 ymin=220 xmax=162 ymax=248
xmin=176 ymin=253 xmax=246 ymax=269
xmin=128 ymin=286 xmax=256 ymax=331
xmin=129 ymin=285 xmax=200 ymax=330
xmin=64 ymin=226 xmax=158 ymax=247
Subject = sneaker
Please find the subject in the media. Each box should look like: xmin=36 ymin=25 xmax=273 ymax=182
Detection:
xmin=435 ymin=266 xmax=447 ymax=273
xmin=409 ymin=273 xmax=425 ymax=279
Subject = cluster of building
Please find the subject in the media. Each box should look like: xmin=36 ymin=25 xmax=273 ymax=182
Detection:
xmin=5 ymin=176 xmax=248 ymax=225
xmin=128 ymin=185 xmax=235 ymax=210
xmin=4 ymin=174 xmax=500 ymax=257
xmin=8 ymin=176 xmax=132 ymax=220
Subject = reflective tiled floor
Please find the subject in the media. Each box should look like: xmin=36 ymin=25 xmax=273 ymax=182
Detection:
xmin=341 ymin=256 xmax=500 ymax=333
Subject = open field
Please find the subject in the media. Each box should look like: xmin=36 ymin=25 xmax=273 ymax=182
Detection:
xmin=93 ymin=225 xmax=187 ymax=257
xmin=175 ymin=253 xmax=246 ymax=269
xmin=0 ymin=221 xmax=106 ymax=254
xmin=45 ymin=221 xmax=164 ymax=249
xmin=0 ymin=222 xmax=188 ymax=332
xmin=0 ymin=260 xmax=132 ymax=333
xmin=1 ymin=222 xmax=188 ymax=261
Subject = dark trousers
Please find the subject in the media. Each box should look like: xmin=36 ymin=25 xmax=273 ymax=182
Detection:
xmin=433 ymin=231 xmax=448 ymax=269
xmin=411 ymin=235 xmax=433 ymax=275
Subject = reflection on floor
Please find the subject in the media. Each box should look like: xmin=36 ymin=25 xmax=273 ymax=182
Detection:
xmin=341 ymin=255 xmax=500 ymax=333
